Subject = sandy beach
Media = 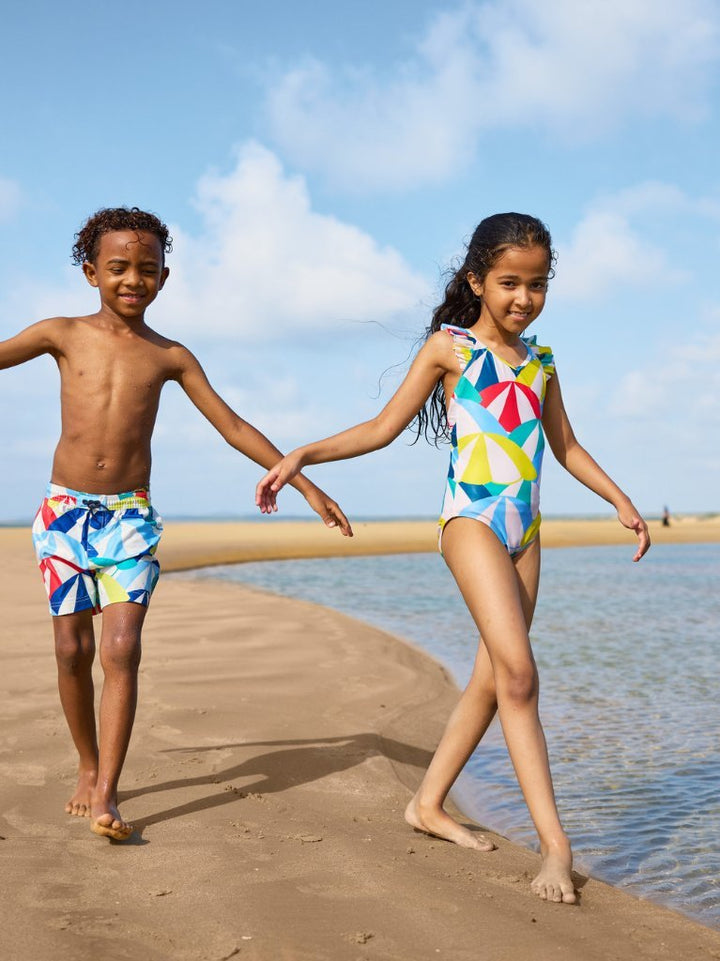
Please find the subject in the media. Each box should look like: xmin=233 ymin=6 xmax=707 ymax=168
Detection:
xmin=1 ymin=519 xmax=719 ymax=961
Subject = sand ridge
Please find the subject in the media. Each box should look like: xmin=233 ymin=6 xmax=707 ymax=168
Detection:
xmin=0 ymin=523 xmax=719 ymax=960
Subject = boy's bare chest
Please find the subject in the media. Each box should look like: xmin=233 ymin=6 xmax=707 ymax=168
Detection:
xmin=61 ymin=337 xmax=171 ymax=401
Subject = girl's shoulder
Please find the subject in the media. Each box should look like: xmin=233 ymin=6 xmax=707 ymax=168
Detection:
xmin=522 ymin=334 xmax=555 ymax=375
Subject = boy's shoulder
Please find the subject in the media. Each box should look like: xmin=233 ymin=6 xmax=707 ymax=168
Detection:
xmin=137 ymin=323 xmax=193 ymax=358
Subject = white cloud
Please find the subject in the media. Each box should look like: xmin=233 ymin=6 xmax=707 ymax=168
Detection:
xmin=0 ymin=177 xmax=22 ymax=221
xmin=154 ymin=142 xmax=428 ymax=338
xmin=0 ymin=144 xmax=428 ymax=343
xmin=550 ymin=181 xmax=712 ymax=302
xmin=553 ymin=209 xmax=676 ymax=301
xmin=264 ymin=0 xmax=720 ymax=190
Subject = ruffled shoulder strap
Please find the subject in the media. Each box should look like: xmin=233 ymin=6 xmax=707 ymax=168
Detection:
xmin=523 ymin=335 xmax=555 ymax=378
xmin=441 ymin=324 xmax=478 ymax=372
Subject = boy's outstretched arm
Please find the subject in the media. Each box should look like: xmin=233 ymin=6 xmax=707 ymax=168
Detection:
xmin=0 ymin=319 xmax=60 ymax=369
xmin=542 ymin=374 xmax=650 ymax=561
xmin=173 ymin=347 xmax=352 ymax=535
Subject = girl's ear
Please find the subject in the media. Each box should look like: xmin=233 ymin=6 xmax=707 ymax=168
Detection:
xmin=466 ymin=271 xmax=483 ymax=297
xmin=82 ymin=260 xmax=99 ymax=288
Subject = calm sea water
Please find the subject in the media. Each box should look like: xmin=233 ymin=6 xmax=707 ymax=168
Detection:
xmin=173 ymin=544 xmax=719 ymax=928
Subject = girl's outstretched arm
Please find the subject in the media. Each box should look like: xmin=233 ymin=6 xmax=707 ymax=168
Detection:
xmin=256 ymin=333 xmax=451 ymax=513
xmin=542 ymin=374 xmax=650 ymax=561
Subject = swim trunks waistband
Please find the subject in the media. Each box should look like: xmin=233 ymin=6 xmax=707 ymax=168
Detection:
xmin=44 ymin=483 xmax=152 ymax=511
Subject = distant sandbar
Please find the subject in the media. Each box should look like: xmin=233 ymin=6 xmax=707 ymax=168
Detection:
xmin=155 ymin=514 xmax=720 ymax=573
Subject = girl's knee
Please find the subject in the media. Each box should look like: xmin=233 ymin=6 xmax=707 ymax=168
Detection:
xmin=497 ymin=662 xmax=539 ymax=706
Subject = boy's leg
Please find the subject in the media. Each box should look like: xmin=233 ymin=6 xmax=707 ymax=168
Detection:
xmin=53 ymin=610 xmax=98 ymax=816
xmin=90 ymin=601 xmax=147 ymax=840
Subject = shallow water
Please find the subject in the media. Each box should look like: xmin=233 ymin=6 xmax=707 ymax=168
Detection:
xmin=174 ymin=543 xmax=720 ymax=928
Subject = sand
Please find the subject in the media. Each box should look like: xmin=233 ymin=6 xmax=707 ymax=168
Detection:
xmin=1 ymin=519 xmax=719 ymax=961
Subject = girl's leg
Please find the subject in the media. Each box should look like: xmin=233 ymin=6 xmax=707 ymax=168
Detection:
xmin=424 ymin=519 xmax=574 ymax=903
xmin=90 ymin=602 xmax=146 ymax=840
xmin=405 ymin=636 xmax=498 ymax=850
xmin=53 ymin=611 xmax=99 ymax=816
xmin=405 ymin=529 xmax=541 ymax=851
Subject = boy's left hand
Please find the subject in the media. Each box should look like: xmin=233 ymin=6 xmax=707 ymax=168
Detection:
xmin=304 ymin=485 xmax=353 ymax=537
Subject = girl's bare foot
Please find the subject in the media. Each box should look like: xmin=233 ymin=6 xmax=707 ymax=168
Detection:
xmin=65 ymin=767 xmax=97 ymax=818
xmin=90 ymin=800 xmax=133 ymax=841
xmin=404 ymin=794 xmax=495 ymax=851
xmin=531 ymin=845 xmax=576 ymax=904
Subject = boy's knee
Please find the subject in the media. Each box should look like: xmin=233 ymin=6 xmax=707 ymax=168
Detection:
xmin=54 ymin=632 xmax=95 ymax=674
xmin=100 ymin=631 xmax=142 ymax=672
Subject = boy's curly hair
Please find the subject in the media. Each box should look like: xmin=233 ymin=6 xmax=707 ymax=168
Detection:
xmin=72 ymin=206 xmax=173 ymax=265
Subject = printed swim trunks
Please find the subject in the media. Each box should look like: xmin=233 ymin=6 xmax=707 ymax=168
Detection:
xmin=32 ymin=484 xmax=163 ymax=616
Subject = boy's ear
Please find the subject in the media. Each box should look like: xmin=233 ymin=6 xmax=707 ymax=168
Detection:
xmin=159 ymin=266 xmax=170 ymax=289
xmin=82 ymin=260 xmax=99 ymax=287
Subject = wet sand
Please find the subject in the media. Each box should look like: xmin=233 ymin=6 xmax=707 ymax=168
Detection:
xmin=1 ymin=520 xmax=719 ymax=960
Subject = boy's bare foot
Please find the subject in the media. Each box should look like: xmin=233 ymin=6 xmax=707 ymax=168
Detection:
xmin=531 ymin=846 xmax=576 ymax=904
xmin=404 ymin=795 xmax=495 ymax=851
xmin=65 ymin=768 xmax=97 ymax=817
xmin=90 ymin=801 xmax=133 ymax=841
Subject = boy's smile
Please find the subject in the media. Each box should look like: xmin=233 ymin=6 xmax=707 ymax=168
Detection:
xmin=83 ymin=230 xmax=169 ymax=322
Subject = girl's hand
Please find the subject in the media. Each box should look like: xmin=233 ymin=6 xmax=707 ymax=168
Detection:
xmin=256 ymin=452 xmax=305 ymax=513
xmin=303 ymin=484 xmax=353 ymax=537
xmin=617 ymin=502 xmax=651 ymax=561
xmin=255 ymin=455 xmax=353 ymax=536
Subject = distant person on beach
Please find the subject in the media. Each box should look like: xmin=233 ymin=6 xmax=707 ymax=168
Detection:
xmin=0 ymin=206 xmax=351 ymax=841
xmin=662 ymin=506 xmax=671 ymax=527
xmin=256 ymin=212 xmax=650 ymax=905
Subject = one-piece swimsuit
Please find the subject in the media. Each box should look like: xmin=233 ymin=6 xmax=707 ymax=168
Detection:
xmin=438 ymin=324 xmax=555 ymax=555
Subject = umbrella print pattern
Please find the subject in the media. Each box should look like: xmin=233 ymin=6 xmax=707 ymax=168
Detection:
xmin=439 ymin=325 xmax=555 ymax=555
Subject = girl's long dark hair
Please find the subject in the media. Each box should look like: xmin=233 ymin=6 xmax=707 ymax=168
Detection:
xmin=412 ymin=212 xmax=556 ymax=444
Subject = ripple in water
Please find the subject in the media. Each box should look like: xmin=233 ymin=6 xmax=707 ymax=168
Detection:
xmin=176 ymin=543 xmax=720 ymax=929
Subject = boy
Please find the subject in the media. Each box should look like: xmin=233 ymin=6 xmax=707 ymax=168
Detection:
xmin=0 ymin=206 xmax=351 ymax=840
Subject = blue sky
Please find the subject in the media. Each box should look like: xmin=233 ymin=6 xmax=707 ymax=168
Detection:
xmin=1 ymin=0 xmax=719 ymax=522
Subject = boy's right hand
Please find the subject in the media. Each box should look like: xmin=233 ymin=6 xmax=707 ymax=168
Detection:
xmin=303 ymin=484 xmax=353 ymax=537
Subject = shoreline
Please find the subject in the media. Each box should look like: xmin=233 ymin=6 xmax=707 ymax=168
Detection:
xmin=1 ymin=525 xmax=719 ymax=958
xmin=153 ymin=514 xmax=720 ymax=572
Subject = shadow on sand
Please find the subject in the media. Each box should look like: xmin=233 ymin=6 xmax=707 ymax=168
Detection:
xmin=123 ymin=733 xmax=433 ymax=834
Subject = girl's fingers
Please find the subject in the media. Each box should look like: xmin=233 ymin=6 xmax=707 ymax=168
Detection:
xmin=255 ymin=466 xmax=284 ymax=508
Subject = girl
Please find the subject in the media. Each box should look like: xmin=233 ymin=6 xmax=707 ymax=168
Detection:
xmin=255 ymin=213 xmax=650 ymax=905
